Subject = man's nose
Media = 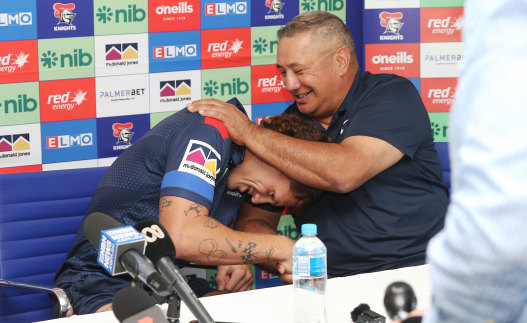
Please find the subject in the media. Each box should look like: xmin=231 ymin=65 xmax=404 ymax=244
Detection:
xmin=283 ymin=72 xmax=300 ymax=92
xmin=251 ymin=193 xmax=272 ymax=205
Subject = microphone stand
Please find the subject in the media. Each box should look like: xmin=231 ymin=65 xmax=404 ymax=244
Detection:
xmin=166 ymin=293 xmax=182 ymax=323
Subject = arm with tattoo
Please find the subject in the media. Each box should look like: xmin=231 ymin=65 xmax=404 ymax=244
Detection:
xmin=158 ymin=196 xmax=294 ymax=268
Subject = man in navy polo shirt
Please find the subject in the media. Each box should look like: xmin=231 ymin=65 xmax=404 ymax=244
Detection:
xmin=188 ymin=11 xmax=449 ymax=279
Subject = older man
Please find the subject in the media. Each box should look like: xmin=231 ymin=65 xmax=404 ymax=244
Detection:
xmin=188 ymin=11 xmax=448 ymax=279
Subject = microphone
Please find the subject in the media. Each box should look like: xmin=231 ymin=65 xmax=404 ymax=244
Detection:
xmin=383 ymin=281 xmax=417 ymax=321
xmin=351 ymin=303 xmax=386 ymax=323
xmin=112 ymin=286 xmax=168 ymax=323
xmin=134 ymin=219 xmax=215 ymax=323
xmin=83 ymin=212 xmax=174 ymax=297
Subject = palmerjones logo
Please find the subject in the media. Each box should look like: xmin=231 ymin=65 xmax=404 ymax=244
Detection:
xmin=159 ymin=79 xmax=191 ymax=102
xmin=178 ymin=140 xmax=221 ymax=186
xmin=0 ymin=51 xmax=30 ymax=73
xmin=96 ymin=4 xmax=146 ymax=24
xmin=53 ymin=2 xmax=77 ymax=31
xmin=105 ymin=43 xmax=139 ymax=67
xmin=0 ymin=134 xmax=30 ymax=159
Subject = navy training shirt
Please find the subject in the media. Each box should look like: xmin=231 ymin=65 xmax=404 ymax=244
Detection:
xmin=54 ymin=98 xmax=246 ymax=314
xmin=286 ymin=72 xmax=449 ymax=277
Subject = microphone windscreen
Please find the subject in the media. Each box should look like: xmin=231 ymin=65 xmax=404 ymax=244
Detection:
xmin=351 ymin=303 xmax=370 ymax=322
xmin=112 ymin=286 xmax=155 ymax=321
xmin=134 ymin=219 xmax=176 ymax=262
xmin=83 ymin=212 xmax=121 ymax=247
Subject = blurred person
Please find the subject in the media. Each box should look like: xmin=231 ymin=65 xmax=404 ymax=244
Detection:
xmin=53 ymin=99 xmax=329 ymax=317
xmin=188 ymin=11 xmax=449 ymax=280
xmin=423 ymin=0 xmax=527 ymax=321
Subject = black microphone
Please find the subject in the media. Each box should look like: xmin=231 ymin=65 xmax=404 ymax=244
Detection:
xmin=351 ymin=303 xmax=386 ymax=323
xmin=83 ymin=212 xmax=174 ymax=297
xmin=112 ymin=286 xmax=168 ymax=323
xmin=384 ymin=281 xmax=418 ymax=321
xmin=134 ymin=219 xmax=215 ymax=323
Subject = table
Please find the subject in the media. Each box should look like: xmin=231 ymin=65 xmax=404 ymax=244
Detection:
xmin=38 ymin=264 xmax=430 ymax=323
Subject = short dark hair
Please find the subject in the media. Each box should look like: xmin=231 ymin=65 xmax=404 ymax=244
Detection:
xmin=259 ymin=114 xmax=332 ymax=216
xmin=277 ymin=11 xmax=356 ymax=57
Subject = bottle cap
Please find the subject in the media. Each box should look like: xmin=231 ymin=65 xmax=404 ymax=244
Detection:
xmin=301 ymin=223 xmax=317 ymax=235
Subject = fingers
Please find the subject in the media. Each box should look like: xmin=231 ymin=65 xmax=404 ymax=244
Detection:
xmin=216 ymin=265 xmax=254 ymax=293
xmin=215 ymin=266 xmax=230 ymax=291
xmin=224 ymin=269 xmax=254 ymax=292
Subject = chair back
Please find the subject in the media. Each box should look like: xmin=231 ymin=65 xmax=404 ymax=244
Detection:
xmin=0 ymin=167 xmax=107 ymax=323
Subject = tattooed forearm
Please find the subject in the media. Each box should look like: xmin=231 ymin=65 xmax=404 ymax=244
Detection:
xmin=159 ymin=197 xmax=172 ymax=216
xmin=225 ymin=238 xmax=237 ymax=253
xmin=265 ymin=246 xmax=274 ymax=261
xmin=204 ymin=217 xmax=218 ymax=229
xmin=198 ymin=238 xmax=226 ymax=264
xmin=240 ymin=241 xmax=259 ymax=264
xmin=184 ymin=203 xmax=203 ymax=218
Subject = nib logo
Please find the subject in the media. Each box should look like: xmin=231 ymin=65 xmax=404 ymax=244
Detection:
xmin=208 ymin=39 xmax=244 ymax=59
xmin=41 ymin=49 xmax=92 ymax=69
xmin=252 ymin=37 xmax=277 ymax=55
xmin=301 ymin=0 xmax=344 ymax=11
xmin=0 ymin=94 xmax=38 ymax=114
xmin=0 ymin=52 xmax=30 ymax=73
xmin=204 ymin=78 xmax=248 ymax=97
xmin=96 ymin=4 xmax=146 ymax=24
xmin=203 ymin=80 xmax=219 ymax=96
xmin=47 ymin=90 xmax=87 ymax=111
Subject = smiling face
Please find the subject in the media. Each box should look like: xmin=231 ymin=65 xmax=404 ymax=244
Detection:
xmin=276 ymin=32 xmax=342 ymax=124
xmin=227 ymin=151 xmax=299 ymax=207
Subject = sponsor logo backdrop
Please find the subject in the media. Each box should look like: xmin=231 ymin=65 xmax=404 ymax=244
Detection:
xmin=0 ymin=0 xmax=460 ymax=288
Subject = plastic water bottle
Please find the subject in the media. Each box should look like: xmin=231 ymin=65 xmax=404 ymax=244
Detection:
xmin=293 ymin=223 xmax=327 ymax=323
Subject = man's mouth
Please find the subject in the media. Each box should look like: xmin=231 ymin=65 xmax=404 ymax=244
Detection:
xmin=295 ymin=91 xmax=311 ymax=100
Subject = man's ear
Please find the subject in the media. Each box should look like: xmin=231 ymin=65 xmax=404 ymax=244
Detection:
xmin=334 ymin=47 xmax=351 ymax=75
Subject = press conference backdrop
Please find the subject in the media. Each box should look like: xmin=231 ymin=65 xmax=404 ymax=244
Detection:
xmin=0 ymin=0 xmax=462 ymax=289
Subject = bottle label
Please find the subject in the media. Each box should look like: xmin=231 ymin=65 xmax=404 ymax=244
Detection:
xmin=294 ymin=256 xmax=326 ymax=276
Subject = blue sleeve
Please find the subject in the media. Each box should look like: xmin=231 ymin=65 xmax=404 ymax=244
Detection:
xmin=345 ymin=77 xmax=430 ymax=158
xmin=160 ymin=121 xmax=228 ymax=210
